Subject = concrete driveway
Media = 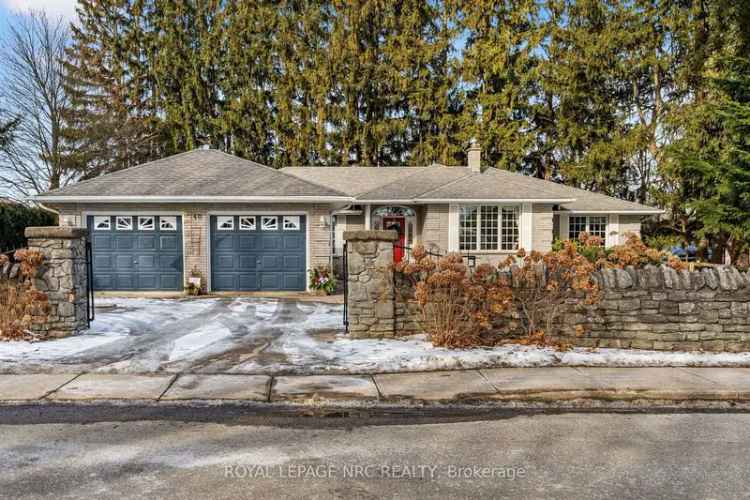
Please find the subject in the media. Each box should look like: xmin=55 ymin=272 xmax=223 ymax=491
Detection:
xmin=0 ymin=297 xmax=344 ymax=374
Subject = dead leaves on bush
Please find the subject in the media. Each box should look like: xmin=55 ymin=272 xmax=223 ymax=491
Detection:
xmin=0 ymin=249 xmax=49 ymax=341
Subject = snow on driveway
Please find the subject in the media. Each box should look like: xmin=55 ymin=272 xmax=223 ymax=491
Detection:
xmin=1 ymin=297 xmax=750 ymax=374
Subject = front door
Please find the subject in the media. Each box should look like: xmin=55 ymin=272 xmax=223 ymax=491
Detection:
xmin=383 ymin=216 xmax=406 ymax=263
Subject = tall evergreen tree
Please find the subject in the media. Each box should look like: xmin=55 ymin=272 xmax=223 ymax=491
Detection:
xmin=453 ymin=0 xmax=543 ymax=172
xmin=63 ymin=0 xmax=163 ymax=178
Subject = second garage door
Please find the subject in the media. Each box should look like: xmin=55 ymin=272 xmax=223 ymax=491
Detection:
xmin=210 ymin=215 xmax=307 ymax=291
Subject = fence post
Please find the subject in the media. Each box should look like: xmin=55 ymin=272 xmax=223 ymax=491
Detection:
xmin=25 ymin=226 xmax=89 ymax=338
xmin=343 ymin=229 xmax=398 ymax=338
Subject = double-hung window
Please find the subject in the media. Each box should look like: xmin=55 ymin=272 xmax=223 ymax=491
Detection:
xmin=459 ymin=205 xmax=519 ymax=252
xmin=568 ymin=215 xmax=607 ymax=242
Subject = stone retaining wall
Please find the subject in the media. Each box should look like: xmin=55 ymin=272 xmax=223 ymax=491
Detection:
xmin=557 ymin=265 xmax=750 ymax=352
xmin=394 ymin=265 xmax=750 ymax=352
xmin=345 ymin=231 xmax=750 ymax=351
xmin=25 ymin=226 xmax=89 ymax=338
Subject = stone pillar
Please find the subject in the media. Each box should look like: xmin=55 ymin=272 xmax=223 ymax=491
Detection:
xmin=25 ymin=226 xmax=89 ymax=338
xmin=344 ymin=230 xmax=398 ymax=338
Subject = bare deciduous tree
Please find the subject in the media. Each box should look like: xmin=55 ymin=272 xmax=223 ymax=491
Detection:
xmin=0 ymin=11 xmax=74 ymax=200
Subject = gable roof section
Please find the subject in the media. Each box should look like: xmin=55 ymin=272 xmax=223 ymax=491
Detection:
xmin=281 ymin=166 xmax=420 ymax=196
xmin=356 ymin=166 xmax=473 ymax=201
xmin=34 ymin=149 xmax=662 ymax=213
xmin=35 ymin=149 xmax=349 ymax=202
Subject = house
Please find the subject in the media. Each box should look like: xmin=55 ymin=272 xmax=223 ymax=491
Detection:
xmin=33 ymin=146 xmax=662 ymax=293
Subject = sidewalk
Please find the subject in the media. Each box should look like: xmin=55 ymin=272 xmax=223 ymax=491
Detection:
xmin=3 ymin=367 xmax=750 ymax=406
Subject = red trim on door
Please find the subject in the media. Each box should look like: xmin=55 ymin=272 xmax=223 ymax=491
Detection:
xmin=383 ymin=216 xmax=406 ymax=263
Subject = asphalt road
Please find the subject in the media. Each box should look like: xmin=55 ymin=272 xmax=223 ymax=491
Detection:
xmin=2 ymin=411 xmax=749 ymax=499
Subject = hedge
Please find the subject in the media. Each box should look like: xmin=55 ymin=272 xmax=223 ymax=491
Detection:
xmin=0 ymin=204 xmax=58 ymax=253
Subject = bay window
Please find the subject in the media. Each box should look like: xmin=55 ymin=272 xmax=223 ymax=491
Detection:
xmin=459 ymin=205 xmax=519 ymax=252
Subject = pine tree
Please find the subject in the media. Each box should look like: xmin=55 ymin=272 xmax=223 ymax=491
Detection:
xmin=151 ymin=0 xmax=224 ymax=151
xmin=453 ymin=0 xmax=543 ymax=172
xmin=62 ymin=0 xmax=163 ymax=178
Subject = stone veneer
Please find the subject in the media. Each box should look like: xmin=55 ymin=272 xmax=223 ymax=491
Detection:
xmin=344 ymin=230 xmax=398 ymax=338
xmin=25 ymin=226 xmax=89 ymax=338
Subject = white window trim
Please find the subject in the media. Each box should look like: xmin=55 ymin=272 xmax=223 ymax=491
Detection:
xmin=216 ymin=216 xmax=234 ymax=231
xmin=456 ymin=204 xmax=521 ymax=253
xmin=261 ymin=216 xmax=278 ymax=231
xmin=138 ymin=216 xmax=155 ymax=230
xmin=239 ymin=216 xmax=256 ymax=231
xmin=116 ymin=216 xmax=133 ymax=231
xmin=568 ymin=214 xmax=609 ymax=242
xmin=160 ymin=216 xmax=178 ymax=231
xmin=93 ymin=216 xmax=111 ymax=230
xmin=283 ymin=215 xmax=301 ymax=231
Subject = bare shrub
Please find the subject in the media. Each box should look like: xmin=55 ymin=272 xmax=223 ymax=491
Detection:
xmin=0 ymin=249 xmax=49 ymax=340
xmin=396 ymin=246 xmax=512 ymax=348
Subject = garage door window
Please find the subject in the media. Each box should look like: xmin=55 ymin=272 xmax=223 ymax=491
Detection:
xmin=261 ymin=216 xmax=277 ymax=231
xmin=160 ymin=216 xmax=177 ymax=231
xmin=116 ymin=217 xmax=133 ymax=230
xmin=239 ymin=216 xmax=256 ymax=230
xmin=283 ymin=216 xmax=300 ymax=230
xmin=217 ymin=216 xmax=234 ymax=230
xmin=138 ymin=216 xmax=155 ymax=230
xmin=93 ymin=216 xmax=111 ymax=230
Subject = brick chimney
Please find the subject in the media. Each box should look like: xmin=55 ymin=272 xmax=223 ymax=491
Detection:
xmin=468 ymin=140 xmax=482 ymax=173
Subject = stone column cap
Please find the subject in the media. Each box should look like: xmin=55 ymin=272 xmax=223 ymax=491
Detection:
xmin=343 ymin=230 xmax=399 ymax=242
xmin=25 ymin=226 xmax=88 ymax=239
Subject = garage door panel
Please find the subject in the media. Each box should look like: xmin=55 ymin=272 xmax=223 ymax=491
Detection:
xmin=88 ymin=215 xmax=183 ymax=291
xmin=283 ymin=236 xmax=303 ymax=250
xmin=283 ymin=273 xmax=304 ymax=290
xmin=211 ymin=215 xmax=306 ymax=291
xmin=115 ymin=274 xmax=136 ymax=290
xmin=238 ymin=235 xmax=259 ymax=250
xmin=213 ymin=274 xmax=236 ymax=290
xmin=238 ymin=255 xmax=257 ymax=269
xmin=139 ymin=235 xmax=156 ymax=250
xmin=238 ymin=273 xmax=258 ymax=290
xmin=159 ymin=235 xmax=180 ymax=250
xmin=260 ymin=273 xmax=281 ymax=290
xmin=283 ymin=255 xmax=303 ymax=269
xmin=92 ymin=235 xmax=112 ymax=249
xmin=260 ymin=254 xmax=281 ymax=270
xmin=261 ymin=237 xmax=281 ymax=250
xmin=159 ymin=274 xmax=180 ymax=290
xmin=214 ymin=234 xmax=235 ymax=250
xmin=116 ymin=255 xmax=134 ymax=269
xmin=215 ymin=255 xmax=235 ymax=270
xmin=137 ymin=255 xmax=157 ymax=270
xmin=93 ymin=274 xmax=113 ymax=290
xmin=137 ymin=274 xmax=158 ymax=290
xmin=93 ymin=254 xmax=112 ymax=269
xmin=159 ymin=255 xmax=182 ymax=272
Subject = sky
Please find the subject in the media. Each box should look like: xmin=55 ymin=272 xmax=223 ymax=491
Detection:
xmin=0 ymin=0 xmax=77 ymax=22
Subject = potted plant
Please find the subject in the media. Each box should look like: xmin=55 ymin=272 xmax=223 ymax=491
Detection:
xmin=308 ymin=266 xmax=337 ymax=295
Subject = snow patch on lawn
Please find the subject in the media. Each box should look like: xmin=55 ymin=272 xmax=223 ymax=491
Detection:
xmin=2 ymin=297 xmax=750 ymax=374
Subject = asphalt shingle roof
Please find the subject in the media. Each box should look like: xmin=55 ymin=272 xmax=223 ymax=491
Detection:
xmin=37 ymin=149 xmax=348 ymax=199
xmin=36 ymin=150 xmax=662 ymax=213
